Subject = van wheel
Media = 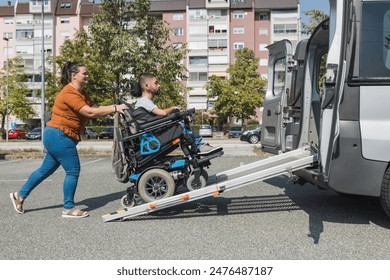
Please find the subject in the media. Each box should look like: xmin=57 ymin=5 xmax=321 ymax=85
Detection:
xmin=138 ymin=169 xmax=175 ymax=203
xmin=380 ymin=167 xmax=390 ymax=218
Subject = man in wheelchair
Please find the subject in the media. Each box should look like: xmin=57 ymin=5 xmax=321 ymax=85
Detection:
xmin=113 ymin=74 xmax=224 ymax=207
xmin=133 ymin=73 xmax=222 ymax=156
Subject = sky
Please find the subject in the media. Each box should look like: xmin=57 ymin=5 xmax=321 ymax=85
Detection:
xmin=300 ymin=0 xmax=330 ymax=23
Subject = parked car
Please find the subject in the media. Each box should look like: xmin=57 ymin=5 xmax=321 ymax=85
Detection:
xmin=99 ymin=127 xmax=114 ymax=139
xmin=2 ymin=128 xmax=28 ymax=140
xmin=240 ymin=125 xmax=262 ymax=144
xmin=81 ymin=127 xmax=98 ymax=139
xmin=198 ymin=124 xmax=213 ymax=137
xmin=26 ymin=127 xmax=42 ymax=140
xmin=228 ymin=126 xmax=243 ymax=138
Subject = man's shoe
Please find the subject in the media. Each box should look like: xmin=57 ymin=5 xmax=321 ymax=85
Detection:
xmin=198 ymin=143 xmax=223 ymax=156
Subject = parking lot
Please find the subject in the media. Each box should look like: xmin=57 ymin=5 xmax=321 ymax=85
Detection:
xmin=1 ymin=147 xmax=390 ymax=262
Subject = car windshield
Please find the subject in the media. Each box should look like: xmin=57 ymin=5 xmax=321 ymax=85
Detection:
xmin=31 ymin=128 xmax=41 ymax=132
xmin=230 ymin=127 xmax=241 ymax=131
xmin=104 ymin=127 xmax=113 ymax=132
xmin=200 ymin=125 xmax=211 ymax=129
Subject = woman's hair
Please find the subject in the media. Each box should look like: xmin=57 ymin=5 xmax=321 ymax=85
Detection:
xmin=60 ymin=62 xmax=85 ymax=86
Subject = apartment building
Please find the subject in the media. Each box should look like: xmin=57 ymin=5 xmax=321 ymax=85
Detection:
xmin=1 ymin=0 xmax=299 ymax=127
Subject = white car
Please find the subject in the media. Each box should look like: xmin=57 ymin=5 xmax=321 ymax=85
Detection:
xmin=198 ymin=125 xmax=213 ymax=137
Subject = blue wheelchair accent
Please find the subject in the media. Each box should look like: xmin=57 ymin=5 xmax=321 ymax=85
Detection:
xmin=169 ymin=159 xmax=186 ymax=169
xmin=140 ymin=132 xmax=161 ymax=155
xmin=129 ymin=174 xmax=141 ymax=181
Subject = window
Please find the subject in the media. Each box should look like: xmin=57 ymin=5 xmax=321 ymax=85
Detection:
xmin=259 ymin=13 xmax=269 ymax=20
xmin=233 ymin=42 xmax=244 ymax=49
xmin=209 ymin=25 xmax=227 ymax=34
xmin=4 ymin=18 xmax=13 ymax=25
xmin=60 ymin=31 xmax=70 ymax=39
xmin=173 ymin=28 xmax=183 ymax=36
xmin=274 ymin=24 xmax=297 ymax=35
xmin=173 ymin=42 xmax=183 ymax=49
xmin=16 ymin=29 xmax=34 ymax=39
xmin=259 ymin=28 xmax=268 ymax=36
xmin=274 ymin=24 xmax=285 ymax=34
xmin=359 ymin=2 xmax=390 ymax=80
xmin=189 ymin=9 xmax=207 ymax=20
xmin=259 ymin=44 xmax=268 ymax=51
xmin=189 ymin=56 xmax=208 ymax=65
xmin=60 ymin=1 xmax=72 ymax=8
xmin=273 ymin=58 xmax=286 ymax=96
xmin=189 ymin=72 xmax=208 ymax=81
xmin=286 ymin=24 xmax=297 ymax=34
xmin=3 ymin=32 xmax=13 ymax=39
xmin=32 ymin=0 xmax=48 ymax=5
xmin=233 ymin=11 xmax=244 ymax=19
xmin=60 ymin=17 xmax=70 ymax=24
xmin=209 ymin=39 xmax=227 ymax=49
xmin=173 ymin=13 xmax=183 ymax=20
xmin=233 ymin=26 xmax=244 ymax=34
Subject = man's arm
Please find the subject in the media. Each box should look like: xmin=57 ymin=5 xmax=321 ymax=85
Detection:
xmin=152 ymin=106 xmax=177 ymax=116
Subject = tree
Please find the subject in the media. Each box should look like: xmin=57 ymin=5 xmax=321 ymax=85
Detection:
xmin=0 ymin=57 xmax=35 ymax=132
xmin=302 ymin=9 xmax=329 ymax=35
xmin=207 ymin=48 xmax=266 ymax=126
xmin=54 ymin=0 xmax=187 ymax=117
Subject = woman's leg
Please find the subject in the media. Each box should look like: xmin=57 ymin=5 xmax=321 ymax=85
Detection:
xmin=47 ymin=129 xmax=80 ymax=210
xmin=19 ymin=127 xmax=61 ymax=199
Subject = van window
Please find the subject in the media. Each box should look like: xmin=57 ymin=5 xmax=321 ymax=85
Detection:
xmin=273 ymin=57 xmax=286 ymax=96
xmin=359 ymin=2 xmax=390 ymax=80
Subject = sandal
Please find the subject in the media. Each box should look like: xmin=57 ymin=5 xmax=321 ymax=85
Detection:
xmin=10 ymin=192 xmax=24 ymax=214
xmin=62 ymin=208 xmax=89 ymax=218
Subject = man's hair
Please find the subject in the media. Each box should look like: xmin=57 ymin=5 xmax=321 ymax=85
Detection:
xmin=138 ymin=73 xmax=156 ymax=91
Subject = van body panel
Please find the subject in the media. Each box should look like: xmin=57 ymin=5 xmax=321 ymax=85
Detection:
xmin=261 ymin=40 xmax=292 ymax=153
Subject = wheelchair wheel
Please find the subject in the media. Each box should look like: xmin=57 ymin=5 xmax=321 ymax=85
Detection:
xmin=120 ymin=194 xmax=135 ymax=209
xmin=138 ymin=169 xmax=175 ymax=202
xmin=186 ymin=170 xmax=208 ymax=191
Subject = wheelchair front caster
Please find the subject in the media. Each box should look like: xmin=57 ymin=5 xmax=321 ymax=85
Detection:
xmin=120 ymin=194 xmax=136 ymax=209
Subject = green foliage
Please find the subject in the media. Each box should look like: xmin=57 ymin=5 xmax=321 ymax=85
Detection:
xmin=54 ymin=0 xmax=188 ymax=119
xmin=207 ymin=48 xmax=266 ymax=126
xmin=302 ymin=9 xmax=329 ymax=35
xmin=0 ymin=57 xmax=35 ymax=131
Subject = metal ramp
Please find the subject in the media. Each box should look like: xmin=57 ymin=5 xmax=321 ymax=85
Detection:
xmin=102 ymin=146 xmax=317 ymax=222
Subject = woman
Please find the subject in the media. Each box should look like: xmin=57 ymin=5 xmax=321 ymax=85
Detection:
xmin=9 ymin=62 xmax=128 ymax=218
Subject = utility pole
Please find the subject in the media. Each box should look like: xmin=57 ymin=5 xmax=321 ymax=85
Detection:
xmin=40 ymin=0 xmax=45 ymax=141
xmin=2 ymin=37 xmax=9 ymax=142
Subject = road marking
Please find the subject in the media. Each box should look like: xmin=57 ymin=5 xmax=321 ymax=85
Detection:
xmin=0 ymin=160 xmax=20 ymax=165
xmin=0 ymin=179 xmax=52 ymax=182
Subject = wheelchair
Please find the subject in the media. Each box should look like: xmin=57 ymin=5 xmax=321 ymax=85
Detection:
xmin=114 ymin=101 xmax=224 ymax=209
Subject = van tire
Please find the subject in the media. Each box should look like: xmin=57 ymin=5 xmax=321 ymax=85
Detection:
xmin=380 ymin=166 xmax=390 ymax=218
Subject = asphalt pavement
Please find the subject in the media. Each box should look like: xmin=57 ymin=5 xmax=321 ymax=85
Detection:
xmin=1 ymin=150 xmax=390 ymax=261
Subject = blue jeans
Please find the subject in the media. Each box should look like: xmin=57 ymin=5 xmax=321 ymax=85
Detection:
xmin=19 ymin=126 xmax=80 ymax=210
